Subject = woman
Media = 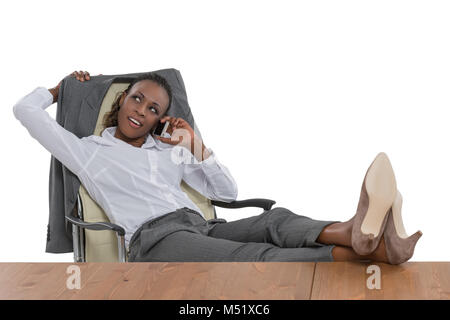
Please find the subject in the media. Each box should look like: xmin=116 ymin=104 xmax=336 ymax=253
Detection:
xmin=13 ymin=70 xmax=422 ymax=264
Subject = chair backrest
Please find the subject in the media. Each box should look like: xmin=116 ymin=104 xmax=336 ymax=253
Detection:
xmin=79 ymin=82 xmax=216 ymax=262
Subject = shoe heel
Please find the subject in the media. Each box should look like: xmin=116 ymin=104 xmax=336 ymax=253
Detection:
xmin=384 ymin=191 xmax=423 ymax=264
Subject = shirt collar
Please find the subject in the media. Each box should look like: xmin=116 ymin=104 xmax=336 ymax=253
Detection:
xmin=101 ymin=126 xmax=165 ymax=150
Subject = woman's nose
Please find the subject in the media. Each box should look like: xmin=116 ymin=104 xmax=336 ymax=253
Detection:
xmin=135 ymin=105 xmax=146 ymax=117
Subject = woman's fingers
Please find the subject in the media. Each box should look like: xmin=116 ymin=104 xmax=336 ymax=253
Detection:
xmin=155 ymin=135 xmax=183 ymax=145
xmin=161 ymin=116 xmax=178 ymax=129
xmin=155 ymin=136 xmax=169 ymax=143
xmin=160 ymin=116 xmax=172 ymax=123
xmin=79 ymin=71 xmax=89 ymax=81
xmin=72 ymin=71 xmax=82 ymax=81
xmin=165 ymin=117 xmax=183 ymax=128
xmin=70 ymin=70 xmax=91 ymax=82
xmin=159 ymin=117 xmax=190 ymax=135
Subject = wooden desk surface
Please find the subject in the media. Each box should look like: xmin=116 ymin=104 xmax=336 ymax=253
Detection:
xmin=0 ymin=262 xmax=448 ymax=300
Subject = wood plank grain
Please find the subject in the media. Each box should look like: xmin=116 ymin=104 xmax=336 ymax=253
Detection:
xmin=310 ymin=262 xmax=450 ymax=300
xmin=74 ymin=262 xmax=315 ymax=300
xmin=215 ymin=262 xmax=315 ymax=300
xmin=0 ymin=262 xmax=448 ymax=300
xmin=129 ymin=262 xmax=231 ymax=300
xmin=0 ymin=263 xmax=67 ymax=299
xmin=144 ymin=262 xmax=316 ymax=300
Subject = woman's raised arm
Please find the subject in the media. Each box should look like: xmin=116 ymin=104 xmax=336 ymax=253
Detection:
xmin=13 ymin=71 xmax=98 ymax=177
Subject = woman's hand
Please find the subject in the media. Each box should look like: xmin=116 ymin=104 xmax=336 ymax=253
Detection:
xmin=154 ymin=116 xmax=211 ymax=161
xmin=154 ymin=116 xmax=196 ymax=146
xmin=48 ymin=70 xmax=102 ymax=104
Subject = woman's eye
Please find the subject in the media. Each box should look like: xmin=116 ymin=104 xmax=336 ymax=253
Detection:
xmin=133 ymin=95 xmax=157 ymax=114
xmin=149 ymin=106 xmax=158 ymax=114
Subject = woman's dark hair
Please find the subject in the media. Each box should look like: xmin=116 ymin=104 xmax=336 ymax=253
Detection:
xmin=102 ymin=72 xmax=173 ymax=129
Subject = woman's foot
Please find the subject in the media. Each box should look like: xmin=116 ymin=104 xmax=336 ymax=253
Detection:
xmin=319 ymin=216 xmax=401 ymax=264
xmin=331 ymin=235 xmax=390 ymax=263
xmin=367 ymin=235 xmax=389 ymax=263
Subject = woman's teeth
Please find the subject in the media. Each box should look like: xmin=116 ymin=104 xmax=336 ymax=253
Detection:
xmin=128 ymin=117 xmax=142 ymax=127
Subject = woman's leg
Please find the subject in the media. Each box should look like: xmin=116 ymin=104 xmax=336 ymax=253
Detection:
xmin=208 ymin=207 xmax=340 ymax=249
xmin=206 ymin=207 xmax=389 ymax=263
xmin=131 ymin=229 xmax=336 ymax=262
xmin=130 ymin=229 xmax=388 ymax=263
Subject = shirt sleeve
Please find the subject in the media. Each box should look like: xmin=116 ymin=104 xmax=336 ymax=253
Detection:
xmin=181 ymin=147 xmax=238 ymax=202
xmin=13 ymin=86 xmax=92 ymax=177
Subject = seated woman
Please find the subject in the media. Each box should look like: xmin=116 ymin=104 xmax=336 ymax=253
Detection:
xmin=13 ymin=70 xmax=422 ymax=264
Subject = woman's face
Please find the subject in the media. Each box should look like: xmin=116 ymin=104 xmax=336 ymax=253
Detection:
xmin=115 ymin=80 xmax=170 ymax=147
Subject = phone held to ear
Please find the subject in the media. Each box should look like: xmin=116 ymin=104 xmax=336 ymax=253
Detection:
xmin=152 ymin=121 xmax=170 ymax=137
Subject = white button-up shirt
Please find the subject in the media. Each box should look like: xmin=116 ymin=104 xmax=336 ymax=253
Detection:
xmin=13 ymin=87 xmax=238 ymax=249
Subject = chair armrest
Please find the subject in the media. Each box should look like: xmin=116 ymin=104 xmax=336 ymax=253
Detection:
xmin=211 ymin=198 xmax=276 ymax=211
xmin=66 ymin=216 xmax=125 ymax=236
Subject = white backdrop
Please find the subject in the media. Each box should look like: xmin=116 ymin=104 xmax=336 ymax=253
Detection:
xmin=1 ymin=0 xmax=449 ymax=262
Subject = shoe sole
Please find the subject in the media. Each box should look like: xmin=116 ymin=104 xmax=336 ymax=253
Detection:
xmin=361 ymin=152 xmax=397 ymax=237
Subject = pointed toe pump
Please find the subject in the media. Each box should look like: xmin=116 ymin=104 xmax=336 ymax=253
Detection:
xmin=351 ymin=152 xmax=398 ymax=255
xmin=384 ymin=191 xmax=423 ymax=265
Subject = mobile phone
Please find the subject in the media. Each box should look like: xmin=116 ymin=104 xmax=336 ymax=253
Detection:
xmin=152 ymin=121 xmax=170 ymax=136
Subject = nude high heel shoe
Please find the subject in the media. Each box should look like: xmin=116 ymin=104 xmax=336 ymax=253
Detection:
xmin=351 ymin=152 xmax=398 ymax=255
xmin=384 ymin=191 xmax=423 ymax=265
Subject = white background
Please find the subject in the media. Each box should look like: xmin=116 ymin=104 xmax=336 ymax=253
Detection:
xmin=1 ymin=0 xmax=449 ymax=262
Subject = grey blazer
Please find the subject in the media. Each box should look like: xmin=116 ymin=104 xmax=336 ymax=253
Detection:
xmin=46 ymin=68 xmax=201 ymax=253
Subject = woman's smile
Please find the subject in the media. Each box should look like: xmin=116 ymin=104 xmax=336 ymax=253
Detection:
xmin=128 ymin=116 xmax=143 ymax=128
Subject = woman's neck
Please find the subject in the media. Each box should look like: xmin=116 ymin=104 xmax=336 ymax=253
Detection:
xmin=114 ymin=127 xmax=147 ymax=148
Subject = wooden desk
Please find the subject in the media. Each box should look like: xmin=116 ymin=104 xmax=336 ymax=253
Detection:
xmin=0 ymin=262 xmax=448 ymax=300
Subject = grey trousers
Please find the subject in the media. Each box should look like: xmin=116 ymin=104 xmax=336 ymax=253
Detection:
xmin=128 ymin=206 xmax=340 ymax=262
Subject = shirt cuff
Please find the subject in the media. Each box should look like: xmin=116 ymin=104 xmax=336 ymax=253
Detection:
xmin=198 ymin=148 xmax=223 ymax=173
xmin=34 ymin=87 xmax=54 ymax=109
xmin=200 ymin=147 xmax=216 ymax=164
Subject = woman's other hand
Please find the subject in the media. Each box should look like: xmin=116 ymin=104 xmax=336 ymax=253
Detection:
xmin=48 ymin=70 xmax=103 ymax=104
xmin=154 ymin=116 xmax=211 ymax=161
xmin=154 ymin=116 xmax=195 ymax=146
